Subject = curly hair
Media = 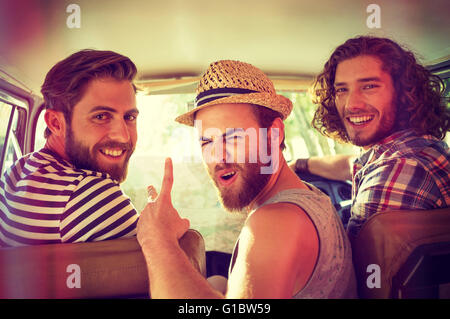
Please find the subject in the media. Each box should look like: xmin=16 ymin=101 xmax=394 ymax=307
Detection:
xmin=311 ymin=36 xmax=449 ymax=143
xmin=41 ymin=49 xmax=137 ymax=138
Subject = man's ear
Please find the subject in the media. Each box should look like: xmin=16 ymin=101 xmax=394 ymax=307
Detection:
xmin=44 ymin=109 xmax=67 ymax=137
xmin=268 ymin=118 xmax=285 ymax=148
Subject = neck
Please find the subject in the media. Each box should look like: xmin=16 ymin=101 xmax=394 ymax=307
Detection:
xmin=44 ymin=136 xmax=69 ymax=162
xmin=246 ymin=154 xmax=288 ymax=213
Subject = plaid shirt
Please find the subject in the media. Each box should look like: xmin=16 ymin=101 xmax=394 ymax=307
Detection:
xmin=347 ymin=129 xmax=450 ymax=237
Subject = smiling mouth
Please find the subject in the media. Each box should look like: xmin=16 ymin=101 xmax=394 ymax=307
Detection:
xmin=220 ymin=171 xmax=237 ymax=181
xmin=347 ymin=115 xmax=374 ymax=125
xmin=99 ymin=148 xmax=126 ymax=158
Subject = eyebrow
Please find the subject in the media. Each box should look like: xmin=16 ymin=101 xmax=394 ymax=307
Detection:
xmin=334 ymin=77 xmax=382 ymax=87
xmin=89 ymin=106 xmax=139 ymax=115
xmin=199 ymin=128 xmax=245 ymax=142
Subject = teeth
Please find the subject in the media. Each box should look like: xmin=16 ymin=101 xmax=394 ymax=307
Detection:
xmin=102 ymin=149 xmax=123 ymax=157
xmin=223 ymin=172 xmax=235 ymax=177
xmin=222 ymin=171 xmax=236 ymax=178
xmin=348 ymin=115 xmax=373 ymax=124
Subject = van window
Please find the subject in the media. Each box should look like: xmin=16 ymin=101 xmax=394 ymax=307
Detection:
xmin=0 ymin=100 xmax=25 ymax=176
xmin=443 ymin=77 xmax=450 ymax=146
xmin=0 ymin=102 xmax=13 ymax=152
xmin=34 ymin=107 xmax=47 ymax=151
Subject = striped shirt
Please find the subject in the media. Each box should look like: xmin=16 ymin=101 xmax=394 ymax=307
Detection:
xmin=347 ymin=129 xmax=450 ymax=237
xmin=0 ymin=148 xmax=138 ymax=247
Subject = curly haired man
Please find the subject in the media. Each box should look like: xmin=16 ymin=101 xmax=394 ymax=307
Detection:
xmin=292 ymin=36 xmax=450 ymax=238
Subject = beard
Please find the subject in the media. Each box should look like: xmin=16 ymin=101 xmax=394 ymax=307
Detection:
xmin=348 ymin=116 xmax=396 ymax=147
xmin=65 ymin=127 xmax=134 ymax=183
xmin=209 ymin=162 xmax=271 ymax=213
xmin=343 ymin=103 xmax=397 ymax=147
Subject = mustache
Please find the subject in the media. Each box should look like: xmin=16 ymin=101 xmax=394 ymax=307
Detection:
xmin=343 ymin=107 xmax=377 ymax=117
xmin=95 ymin=140 xmax=134 ymax=151
xmin=213 ymin=163 xmax=242 ymax=174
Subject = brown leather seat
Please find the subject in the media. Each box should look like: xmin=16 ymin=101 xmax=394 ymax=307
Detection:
xmin=0 ymin=229 xmax=206 ymax=298
xmin=351 ymin=207 xmax=450 ymax=298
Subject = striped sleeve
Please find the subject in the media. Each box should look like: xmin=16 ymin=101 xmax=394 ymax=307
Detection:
xmin=347 ymin=158 xmax=441 ymax=236
xmin=0 ymin=159 xmax=72 ymax=247
xmin=59 ymin=175 xmax=138 ymax=243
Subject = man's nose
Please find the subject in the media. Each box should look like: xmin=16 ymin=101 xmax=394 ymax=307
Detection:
xmin=109 ymin=118 xmax=130 ymax=142
xmin=345 ymin=89 xmax=365 ymax=111
xmin=208 ymin=139 xmax=233 ymax=164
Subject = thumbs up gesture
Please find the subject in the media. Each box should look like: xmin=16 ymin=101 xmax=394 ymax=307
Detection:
xmin=137 ymin=158 xmax=190 ymax=249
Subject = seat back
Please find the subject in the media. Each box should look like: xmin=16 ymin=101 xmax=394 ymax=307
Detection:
xmin=351 ymin=207 xmax=450 ymax=299
xmin=391 ymin=240 xmax=450 ymax=298
xmin=0 ymin=229 xmax=206 ymax=298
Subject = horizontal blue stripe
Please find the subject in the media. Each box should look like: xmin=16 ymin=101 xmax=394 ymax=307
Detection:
xmin=195 ymin=87 xmax=257 ymax=106
xmin=0 ymin=209 xmax=60 ymax=234
xmin=6 ymin=184 xmax=72 ymax=196
xmin=0 ymin=194 xmax=62 ymax=220
xmin=22 ymin=174 xmax=76 ymax=187
xmin=0 ymin=226 xmax=60 ymax=246
xmin=3 ymin=185 xmax=67 ymax=208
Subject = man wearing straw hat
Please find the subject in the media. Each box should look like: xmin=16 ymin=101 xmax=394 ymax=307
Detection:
xmin=136 ymin=60 xmax=357 ymax=299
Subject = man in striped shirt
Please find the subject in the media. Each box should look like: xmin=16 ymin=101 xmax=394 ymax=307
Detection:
xmin=0 ymin=50 xmax=140 ymax=247
xmin=291 ymin=36 xmax=450 ymax=238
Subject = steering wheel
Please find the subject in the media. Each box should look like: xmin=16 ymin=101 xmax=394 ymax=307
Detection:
xmin=295 ymin=171 xmax=352 ymax=228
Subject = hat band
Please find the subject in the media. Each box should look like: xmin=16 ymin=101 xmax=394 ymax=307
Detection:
xmin=195 ymin=87 xmax=258 ymax=107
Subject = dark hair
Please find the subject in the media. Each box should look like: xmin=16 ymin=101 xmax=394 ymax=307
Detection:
xmin=251 ymin=105 xmax=286 ymax=150
xmin=312 ymin=36 xmax=449 ymax=143
xmin=41 ymin=49 xmax=138 ymax=137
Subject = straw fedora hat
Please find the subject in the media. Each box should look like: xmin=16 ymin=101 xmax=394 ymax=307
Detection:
xmin=175 ymin=60 xmax=293 ymax=126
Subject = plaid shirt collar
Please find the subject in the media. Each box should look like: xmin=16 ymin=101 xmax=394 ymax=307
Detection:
xmin=353 ymin=129 xmax=417 ymax=174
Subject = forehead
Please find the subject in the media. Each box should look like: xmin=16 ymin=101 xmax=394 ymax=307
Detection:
xmin=194 ymin=103 xmax=259 ymax=133
xmin=74 ymin=77 xmax=136 ymax=113
xmin=335 ymin=55 xmax=390 ymax=83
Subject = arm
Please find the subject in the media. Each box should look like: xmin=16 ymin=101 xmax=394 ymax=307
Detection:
xmin=290 ymin=154 xmax=355 ymax=181
xmin=140 ymin=236 xmax=223 ymax=299
xmin=137 ymin=158 xmax=222 ymax=298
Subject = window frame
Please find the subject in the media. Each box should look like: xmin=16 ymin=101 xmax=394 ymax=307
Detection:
xmin=0 ymin=89 xmax=28 ymax=176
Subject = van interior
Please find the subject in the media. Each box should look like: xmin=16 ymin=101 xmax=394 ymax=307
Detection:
xmin=0 ymin=0 xmax=449 ymax=299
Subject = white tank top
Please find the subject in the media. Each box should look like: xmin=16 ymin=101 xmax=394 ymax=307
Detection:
xmin=229 ymin=186 xmax=357 ymax=298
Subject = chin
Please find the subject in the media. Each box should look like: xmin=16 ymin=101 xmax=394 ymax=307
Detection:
xmin=349 ymin=136 xmax=374 ymax=147
xmin=346 ymin=128 xmax=379 ymax=147
xmin=101 ymin=165 xmax=128 ymax=183
xmin=221 ymin=200 xmax=248 ymax=213
xmin=219 ymin=190 xmax=255 ymax=213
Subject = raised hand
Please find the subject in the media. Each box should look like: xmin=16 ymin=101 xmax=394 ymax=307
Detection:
xmin=137 ymin=158 xmax=190 ymax=249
